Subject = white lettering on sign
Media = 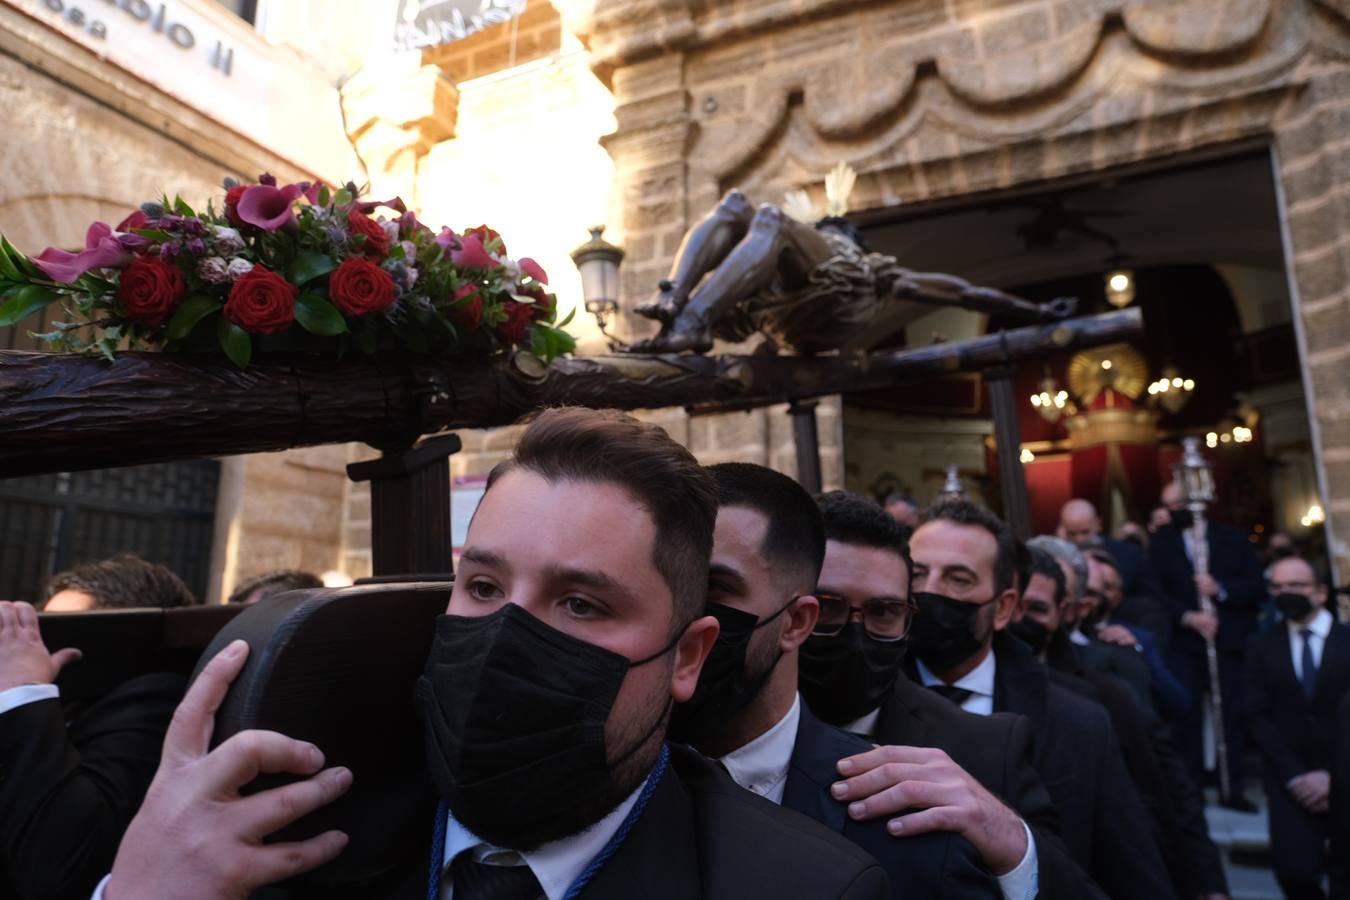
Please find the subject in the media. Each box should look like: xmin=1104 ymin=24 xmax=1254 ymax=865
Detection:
xmin=394 ymin=0 xmax=525 ymax=51
xmin=35 ymin=0 xmax=234 ymax=75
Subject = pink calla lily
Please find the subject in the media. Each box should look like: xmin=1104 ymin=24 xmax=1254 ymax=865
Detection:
xmin=449 ymin=234 xmax=495 ymax=269
xmin=34 ymin=222 xmax=134 ymax=283
xmin=236 ymin=183 xmax=304 ymax=231
xmin=518 ymin=257 xmax=549 ymax=285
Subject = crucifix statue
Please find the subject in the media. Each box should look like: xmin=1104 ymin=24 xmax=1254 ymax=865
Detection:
xmin=630 ymin=164 xmax=1074 ymax=355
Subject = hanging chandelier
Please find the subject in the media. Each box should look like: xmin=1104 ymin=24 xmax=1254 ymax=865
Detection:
xmin=1029 ymin=370 xmax=1070 ymax=423
xmin=1146 ymin=365 xmax=1196 ymax=414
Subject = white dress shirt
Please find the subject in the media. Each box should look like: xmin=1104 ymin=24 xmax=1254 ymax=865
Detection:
xmin=439 ymin=772 xmax=649 ymax=900
xmin=0 ymin=682 xmax=59 ymax=716
xmin=1288 ymin=607 xmax=1333 ymax=681
xmin=723 ymin=694 xmax=1037 ymax=900
xmin=915 ymin=652 xmax=997 ymax=717
xmin=720 ymin=694 xmax=801 ymax=803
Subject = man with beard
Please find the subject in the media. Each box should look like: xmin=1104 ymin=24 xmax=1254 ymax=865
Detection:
xmin=673 ymin=463 xmax=1001 ymax=898
xmin=92 ymin=408 xmax=889 ymax=900
xmin=1246 ymin=556 xmax=1350 ymax=899
xmin=1056 ymin=499 xmax=1165 ymax=640
xmin=803 ymin=491 xmax=1102 ymax=900
xmin=906 ymin=499 xmax=1174 ymax=900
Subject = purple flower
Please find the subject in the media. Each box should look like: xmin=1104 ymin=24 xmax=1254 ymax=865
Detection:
xmin=160 ymin=242 xmax=182 ymax=261
xmin=436 ymin=229 xmax=495 ymax=269
xmin=182 ymin=218 xmax=205 ymax=237
xmin=236 ymin=183 xmax=303 ymax=231
xmin=399 ymin=210 xmax=420 ymax=236
xmin=185 ymin=238 xmax=207 ymax=256
xmin=34 ymin=222 xmax=133 ymax=283
xmin=197 ymin=256 xmax=230 ymax=285
xmin=259 ymin=172 xmax=278 ymax=187
xmin=211 ymin=226 xmax=245 ymax=256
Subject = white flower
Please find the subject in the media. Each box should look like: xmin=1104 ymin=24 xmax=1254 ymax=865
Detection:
xmin=226 ymin=258 xmax=255 ymax=280
xmin=212 ymin=226 xmax=245 ymax=256
xmin=404 ymin=266 xmax=419 ymax=289
xmin=196 ymin=256 xmax=230 ymax=285
xmin=381 ymin=219 xmax=400 ymax=245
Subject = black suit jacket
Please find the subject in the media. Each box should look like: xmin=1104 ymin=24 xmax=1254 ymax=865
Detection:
xmin=1101 ymin=536 xmax=1163 ymax=609
xmin=1051 ymin=632 xmax=1227 ymax=896
xmin=1151 ymin=521 xmax=1264 ymax=655
xmin=1246 ymin=619 xmax=1350 ymax=784
xmin=283 ymin=744 xmax=890 ymax=900
xmin=873 ymin=674 xmax=1103 ymax=900
xmin=0 ymin=672 xmax=185 ymax=900
xmin=992 ymin=633 xmax=1177 ymax=900
xmin=783 ymin=704 xmax=999 ymax=899
xmin=1331 ymin=693 xmax=1350 ymax=900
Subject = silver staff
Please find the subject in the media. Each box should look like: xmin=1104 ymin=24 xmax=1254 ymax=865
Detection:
xmin=1174 ymin=436 xmax=1230 ymax=802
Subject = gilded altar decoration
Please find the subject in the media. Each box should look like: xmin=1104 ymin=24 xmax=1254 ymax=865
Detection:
xmin=0 ymin=176 xmax=575 ymax=368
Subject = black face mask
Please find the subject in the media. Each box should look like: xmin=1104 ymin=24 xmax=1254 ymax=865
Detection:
xmin=668 ymin=598 xmax=793 ymax=742
xmin=1274 ymin=592 xmax=1315 ymax=622
xmin=909 ymin=591 xmax=992 ymax=674
xmin=1008 ymin=617 xmax=1051 ymax=655
xmin=799 ymin=623 xmax=908 ymax=727
xmin=1270 ymin=545 xmax=1296 ymax=560
xmin=417 ymin=604 xmax=680 ymax=850
xmin=1170 ymin=509 xmax=1194 ymax=531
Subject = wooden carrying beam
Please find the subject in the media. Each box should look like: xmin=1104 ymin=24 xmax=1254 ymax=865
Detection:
xmin=0 ymin=309 xmax=1141 ymax=476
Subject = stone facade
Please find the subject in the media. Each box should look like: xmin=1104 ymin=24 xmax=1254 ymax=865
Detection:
xmin=567 ymin=0 xmax=1350 ymax=577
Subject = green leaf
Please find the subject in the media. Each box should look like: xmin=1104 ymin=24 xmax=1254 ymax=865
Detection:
xmin=0 ymin=285 xmax=56 ymax=327
xmin=131 ymin=228 xmax=175 ymax=243
xmin=0 ymin=238 xmax=23 ymax=282
xmin=334 ymin=189 xmax=353 ymax=206
xmin=318 ymin=185 xmax=331 ymax=207
xmin=173 ymin=195 xmax=196 ymax=218
xmin=165 ymin=295 xmax=223 ymax=341
xmin=1 ymin=235 xmax=43 ymax=279
xmin=288 ymin=251 xmax=339 ymax=286
xmin=217 ymin=318 xmax=252 ymax=368
xmin=557 ymin=304 xmax=576 ymax=328
xmin=294 ymin=293 xmax=349 ymax=336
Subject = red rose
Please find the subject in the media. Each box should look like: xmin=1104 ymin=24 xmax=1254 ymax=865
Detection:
xmin=495 ymin=300 xmax=533 ymax=346
xmin=224 ymin=185 xmax=248 ymax=228
xmin=347 ymin=210 xmax=389 ymax=260
xmin=520 ymin=283 xmax=556 ymax=321
xmin=329 ymin=258 xmax=396 ymax=317
xmin=225 ymin=265 xmax=297 ymax=334
xmin=116 ymin=257 xmax=186 ymax=327
xmin=448 ymin=283 xmax=483 ymax=330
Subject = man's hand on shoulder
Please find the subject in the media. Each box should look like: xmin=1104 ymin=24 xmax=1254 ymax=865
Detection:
xmin=831 ymin=745 xmax=1028 ymax=876
xmin=104 ymin=640 xmax=352 ymax=900
xmin=0 ymin=601 xmax=82 ymax=692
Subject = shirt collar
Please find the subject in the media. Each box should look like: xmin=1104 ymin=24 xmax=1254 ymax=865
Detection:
xmin=915 ymin=649 xmax=996 ymax=697
xmin=1288 ymin=607 xmax=1334 ymax=640
xmin=442 ymin=770 xmax=652 ymax=900
xmin=845 ymin=707 xmax=881 ymax=739
xmin=719 ymin=694 xmax=801 ymax=799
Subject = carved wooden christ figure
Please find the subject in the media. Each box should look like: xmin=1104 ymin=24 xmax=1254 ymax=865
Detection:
xmin=630 ymin=190 xmax=1074 ymax=355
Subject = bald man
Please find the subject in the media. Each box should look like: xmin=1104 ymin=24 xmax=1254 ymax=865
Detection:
xmin=1057 ymin=500 xmax=1167 ymax=648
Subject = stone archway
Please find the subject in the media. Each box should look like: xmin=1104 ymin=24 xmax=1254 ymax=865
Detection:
xmin=581 ymin=0 xmax=1350 ymax=576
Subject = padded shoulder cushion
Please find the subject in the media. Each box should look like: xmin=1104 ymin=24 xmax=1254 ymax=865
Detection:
xmin=195 ymin=582 xmax=450 ymax=890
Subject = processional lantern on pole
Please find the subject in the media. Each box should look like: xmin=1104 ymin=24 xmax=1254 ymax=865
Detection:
xmin=939 ymin=465 xmax=966 ymax=501
xmin=1173 ymin=436 xmax=1232 ymax=803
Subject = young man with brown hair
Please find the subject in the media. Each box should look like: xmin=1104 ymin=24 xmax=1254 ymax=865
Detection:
xmin=94 ymin=407 xmax=889 ymax=900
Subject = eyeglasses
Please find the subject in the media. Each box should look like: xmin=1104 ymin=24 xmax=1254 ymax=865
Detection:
xmin=814 ymin=593 xmax=915 ymax=641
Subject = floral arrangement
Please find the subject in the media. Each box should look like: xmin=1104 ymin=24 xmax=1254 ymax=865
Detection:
xmin=0 ymin=175 xmax=575 ymax=367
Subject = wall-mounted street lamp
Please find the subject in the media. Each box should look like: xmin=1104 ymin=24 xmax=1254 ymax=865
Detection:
xmin=570 ymin=226 xmax=625 ymax=347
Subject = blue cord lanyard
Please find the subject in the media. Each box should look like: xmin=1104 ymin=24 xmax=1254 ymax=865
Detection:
xmin=427 ymin=744 xmax=670 ymax=900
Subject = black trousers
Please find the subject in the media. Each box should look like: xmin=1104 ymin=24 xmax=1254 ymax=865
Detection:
xmin=1169 ymin=648 xmax=1248 ymax=791
xmin=1267 ymin=776 xmax=1330 ymax=900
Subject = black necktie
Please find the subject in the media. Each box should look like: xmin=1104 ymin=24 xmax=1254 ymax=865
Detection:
xmin=449 ymin=853 xmax=544 ymax=900
xmin=927 ymin=684 xmax=974 ymax=706
xmin=1300 ymin=629 xmax=1318 ymax=702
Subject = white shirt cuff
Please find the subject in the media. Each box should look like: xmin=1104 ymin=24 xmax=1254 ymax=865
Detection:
xmin=0 ymin=683 xmax=59 ymax=716
xmin=995 ymin=819 xmax=1038 ymax=900
xmin=90 ymin=873 xmax=111 ymax=900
